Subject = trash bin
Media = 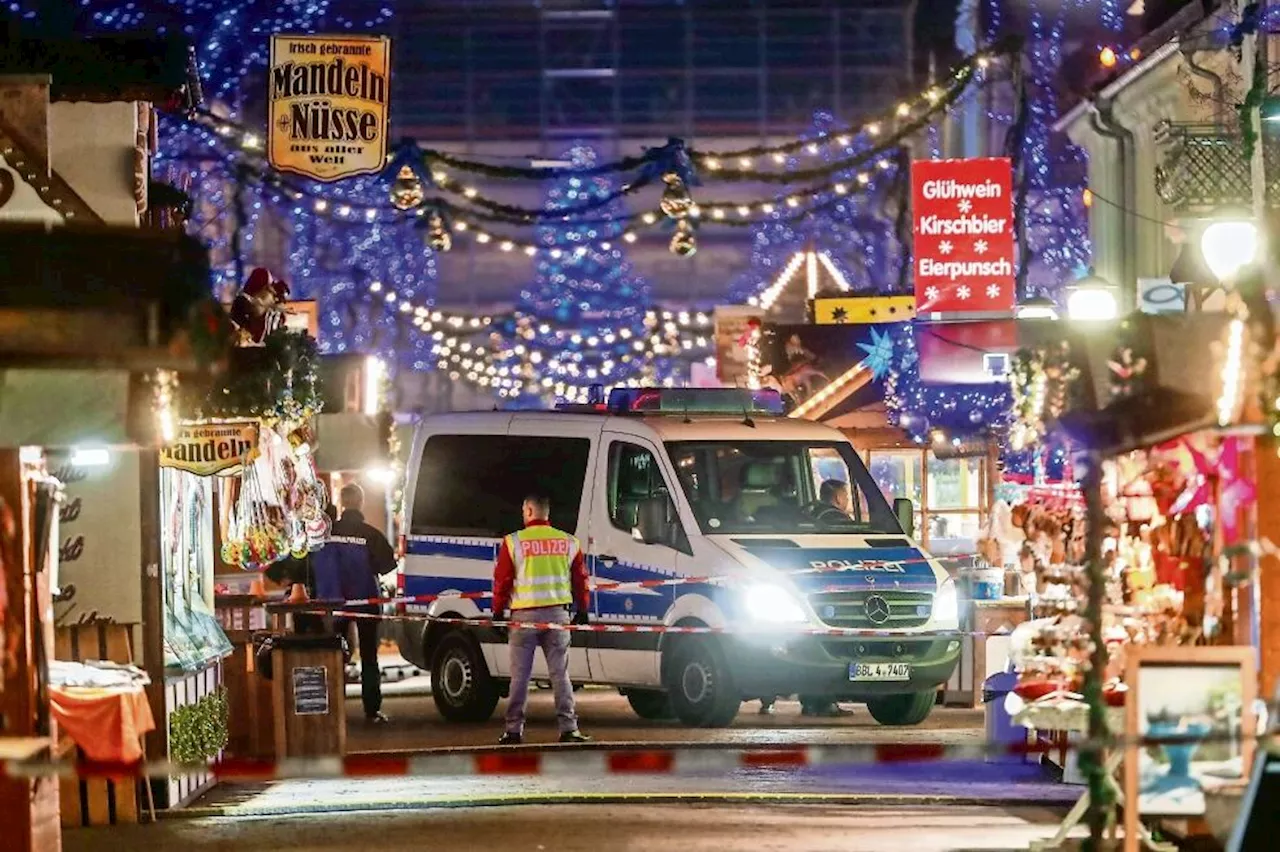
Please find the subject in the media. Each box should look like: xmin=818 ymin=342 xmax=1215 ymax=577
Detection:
xmin=982 ymin=670 xmax=1026 ymax=764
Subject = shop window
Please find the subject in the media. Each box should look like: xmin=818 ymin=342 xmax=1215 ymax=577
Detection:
xmin=928 ymin=456 xmax=983 ymax=511
xmin=411 ymin=435 xmax=590 ymax=536
xmin=865 ymin=448 xmax=989 ymax=554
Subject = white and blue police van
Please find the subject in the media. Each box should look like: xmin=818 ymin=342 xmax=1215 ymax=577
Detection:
xmin=393 ymin=388 xmax=961 ymax=727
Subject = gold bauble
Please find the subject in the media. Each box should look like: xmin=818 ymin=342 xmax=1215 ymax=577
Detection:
xmin=659 ymin=172 xmax=694 ymax=219
xmin=669 ymin=219 xmax=697 ymax=257
xmin=425 ymin=211 xmax=452 ymax=252
xmin=389 ymin=165 xmax=425 ymax=211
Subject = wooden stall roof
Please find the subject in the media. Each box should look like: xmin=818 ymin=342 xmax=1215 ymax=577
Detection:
xmin=0 ymin=35 xmax=199 ymax=109
xmin=0 ymin=223 xmax=210 ymax=371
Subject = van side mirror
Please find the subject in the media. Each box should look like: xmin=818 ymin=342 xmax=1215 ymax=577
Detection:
xmin=633 ymin=496 xmax=670 ymax=545
xmin=893 ymin=497 xmax=915 ymax=538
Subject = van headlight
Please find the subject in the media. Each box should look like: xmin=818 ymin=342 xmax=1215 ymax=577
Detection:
xmin=932 ymin=577 xmax=959 ymax=628
xmin=742 ymin=584 xmax=808 ymax=624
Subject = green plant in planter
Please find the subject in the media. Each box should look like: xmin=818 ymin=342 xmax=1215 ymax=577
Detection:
xmin=169 ymin=687 xmax=229 ymax=765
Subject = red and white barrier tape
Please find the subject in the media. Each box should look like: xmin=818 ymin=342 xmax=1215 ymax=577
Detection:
xmin=298 ymin=609 xmax=967 ymax=640
xmin=6 ymin=734 xmax=1273 ymax=781
xmin=342 ymin=552 xmax=982 ymax=609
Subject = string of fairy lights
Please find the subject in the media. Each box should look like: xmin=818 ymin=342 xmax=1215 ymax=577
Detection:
xmin=169 ymin=38 xmax=1019 ymax=401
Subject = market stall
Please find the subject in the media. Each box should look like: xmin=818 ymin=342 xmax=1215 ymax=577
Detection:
xmin=991 ymin=310 xmax=1263 ymax=849
xmin=0 ymin=220 xmax=215 ymax=849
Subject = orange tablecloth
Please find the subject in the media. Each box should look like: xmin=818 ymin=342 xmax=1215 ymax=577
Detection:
xmin=50 ymin=686 xmax=155 ymax=764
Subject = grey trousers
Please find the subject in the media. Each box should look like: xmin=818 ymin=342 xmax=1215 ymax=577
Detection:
xmin=504 ymin=606 xmax=578 ymax=735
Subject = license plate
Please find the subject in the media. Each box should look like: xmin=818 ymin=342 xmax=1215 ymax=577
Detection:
xmin=849 ymin=662 xmax=911 ymax=681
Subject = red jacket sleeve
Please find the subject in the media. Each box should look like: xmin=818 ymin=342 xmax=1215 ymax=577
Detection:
xmin=492 ymin=537 xmax=514 ymax=615
xmin=570 ymin=550 xmax=590 ymax=613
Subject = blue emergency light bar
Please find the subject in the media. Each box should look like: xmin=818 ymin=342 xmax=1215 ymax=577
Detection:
xmin=606 ymin=387 xmax=785 ymax=415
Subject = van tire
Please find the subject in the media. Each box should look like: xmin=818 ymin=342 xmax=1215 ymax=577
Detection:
xmin=865 ymin=690 xmax=935 ymax=726
xmin=663 ymin=637 xmax=740 ymax=727
xmin=430 ymin=631 xmax=499 ymax=723
xmin=625 ymin=689 xmax=674 ymax=721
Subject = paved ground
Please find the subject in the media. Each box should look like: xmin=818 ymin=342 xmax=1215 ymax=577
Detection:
xmin=65 ymin=803 xmax=1087 ymax=852
xmin=343 ymin=687 xmax=991 ymax=752
xmin=179 ymin=690 xmax=1074 ymax=817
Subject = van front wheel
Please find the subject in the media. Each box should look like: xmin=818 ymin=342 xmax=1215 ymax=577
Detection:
xmin=663 ymin=637 xmax=740 ymax=727
xmin=865 ymin=690 xmax=935 ymax=726
xmin=430 ymin=631 xmax=499 ymax=722
xmin=624 ymin=689 xmax=674 ymax=721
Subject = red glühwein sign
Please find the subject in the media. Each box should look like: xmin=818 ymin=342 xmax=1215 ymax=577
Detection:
xmin=911 ymin=157 xmax=1015 ymax=315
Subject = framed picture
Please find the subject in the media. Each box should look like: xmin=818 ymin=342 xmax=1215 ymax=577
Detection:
xmin=284 ymin=300 xmax=319 ymax=338
xmin=1123 ymin=645 xmax=1255 ymax=852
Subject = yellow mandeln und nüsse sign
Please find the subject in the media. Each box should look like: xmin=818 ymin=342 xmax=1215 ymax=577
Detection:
xmin=267 ymin=34 xmax=391 ymax=182
xmin=159 ymin=422 xmax=259 ymax=477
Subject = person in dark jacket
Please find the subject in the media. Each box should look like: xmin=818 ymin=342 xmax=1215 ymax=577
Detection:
xmin=311 ymin=483 xmax=398 ymax=723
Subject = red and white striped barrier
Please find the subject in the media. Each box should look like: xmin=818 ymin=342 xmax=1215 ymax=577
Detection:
xmin=297 ymin=609 xmax=967 ymax=640
xmin=6 ymin=734 xmax=1273 ymax=781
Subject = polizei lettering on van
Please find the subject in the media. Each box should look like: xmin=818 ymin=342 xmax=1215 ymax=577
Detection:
xmin=808 ymin=559 xmax=906 ymax=573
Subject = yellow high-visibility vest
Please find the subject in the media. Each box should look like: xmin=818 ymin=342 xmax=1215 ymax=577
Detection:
xmin=508 ymin=525 xmax=578 ymax=611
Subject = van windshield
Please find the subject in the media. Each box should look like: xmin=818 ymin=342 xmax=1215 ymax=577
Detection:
xmin=664 ymin=440 xmax=902 ymax=536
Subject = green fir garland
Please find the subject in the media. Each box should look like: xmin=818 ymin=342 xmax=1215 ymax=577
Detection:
xmin=168 ymin=687 xmax=229 ymax=765
xmin=181 ymin=328 xmax=324 ymax=424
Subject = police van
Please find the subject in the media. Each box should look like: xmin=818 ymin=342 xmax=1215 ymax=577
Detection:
xmin=394 ymin=387 xmax=961 ymax=727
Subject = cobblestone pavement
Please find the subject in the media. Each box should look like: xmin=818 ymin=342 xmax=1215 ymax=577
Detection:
xmin=65 ymin=803 xmax=1086 ymax=852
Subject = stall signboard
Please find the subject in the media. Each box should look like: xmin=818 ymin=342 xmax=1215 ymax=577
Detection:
xmin=267 ymin=34 xmax=391 ymax=182
xmin=160 ymin=422 xmax=259 ymax=477
xmin=760 ymin=322 xmax=895 ymax=411
xmin=292 ymin=666 xmax=330 ymax=716
xmin=713 ymin=305 xmax=764 ymax=385
xmin=284 ymin=300 xmax=319 ymax=337
xmin=813 ymin=295 xmax=916 ymax=325
xmin=912 ymin=157 xmax=1015 ymax=316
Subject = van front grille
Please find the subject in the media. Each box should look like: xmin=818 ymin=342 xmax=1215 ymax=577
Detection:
xmin=808 ymin=589 xmax=933 ymax=629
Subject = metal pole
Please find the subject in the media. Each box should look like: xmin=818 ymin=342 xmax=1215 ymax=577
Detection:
xmin=1245 ymin=14 xmax=1266 ymax=223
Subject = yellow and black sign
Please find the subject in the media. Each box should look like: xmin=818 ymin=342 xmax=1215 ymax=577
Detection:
xmin=812 ymin=296 xmax=916 ymax=325
xmin=268 ymin=34 xmax=391 ymax=182
xmin=159 ymin=422 xmax=259 ymax=477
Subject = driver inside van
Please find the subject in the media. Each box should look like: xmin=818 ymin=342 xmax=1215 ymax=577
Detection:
xmin=819 ymin=478 xmax=853 ymax=517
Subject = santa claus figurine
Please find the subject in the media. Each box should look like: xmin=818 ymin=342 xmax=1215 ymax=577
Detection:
xmin=230 ymin=268 xmax=290 ymax=345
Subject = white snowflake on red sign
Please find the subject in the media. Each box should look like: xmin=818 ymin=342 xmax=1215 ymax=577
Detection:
xmin=911 ymin=157 xmax=1015 ymax=314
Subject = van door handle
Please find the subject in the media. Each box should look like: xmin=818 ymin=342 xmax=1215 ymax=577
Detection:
xmin=596 ymin=554 xmax=617 ymax=565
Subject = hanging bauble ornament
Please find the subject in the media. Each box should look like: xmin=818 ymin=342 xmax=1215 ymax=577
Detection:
xmin=425 ymin=210 xmax=452 ymax=252
xmin=390 ymin=165 xmax=425 ymax=211
xmin=659 ymin=172 xmax=694 ymax=219
xmin=669 ymin=219 xmax=698 ymax=257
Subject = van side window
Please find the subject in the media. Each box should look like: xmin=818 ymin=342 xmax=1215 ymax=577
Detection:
xmin=607 ymin=442 xmax=686 ymax=551
xmin=411 ymin=435 xmax=590 ymax=536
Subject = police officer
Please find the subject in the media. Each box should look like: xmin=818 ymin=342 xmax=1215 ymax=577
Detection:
xmin=312 ymin=483 xmax=398 ymax=724
xmin=492 ymin=494 xmax=591 ymax=745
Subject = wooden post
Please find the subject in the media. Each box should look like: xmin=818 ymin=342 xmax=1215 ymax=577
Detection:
xmin=0 ymin=449 xmax=61 ymax=852
xmin=272 ymin=635 xmax=345 ymax=758
xmin=1253 ymin=441 xmax=1280 ymax=700
xmin=136 ymin=450 xmax=169 ymax=808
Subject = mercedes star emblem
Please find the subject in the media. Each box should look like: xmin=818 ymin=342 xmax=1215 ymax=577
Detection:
xmin=863 ymin=594 xmax=891 ymax=625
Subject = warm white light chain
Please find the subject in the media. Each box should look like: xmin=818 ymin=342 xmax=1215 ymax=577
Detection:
xmin=154 ymin=369 xmax=178 ymax=443
xmin=816 ymin=251 xmax=851 ymax=292
xmin=1217 ymin=316 xmax=1245 ymax=426
xmin=789 ymin=363 xmax=870 ymax=419
xmin=805 ymin=251 xmax=819 ymax=299
xmin=752 ymin=252 xmax=806 ymax=310
xmin=745 ymin=325 xmax=763 ymax=390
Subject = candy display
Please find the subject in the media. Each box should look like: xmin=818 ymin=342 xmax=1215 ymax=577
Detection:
xmin=220 ymin=423 xmax=327 ymax=570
